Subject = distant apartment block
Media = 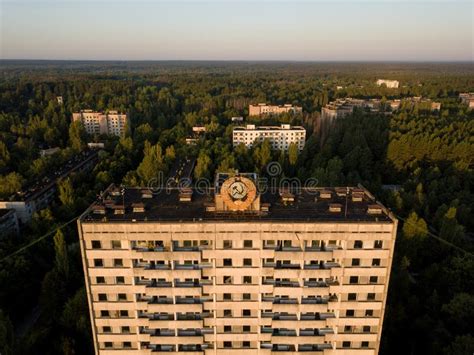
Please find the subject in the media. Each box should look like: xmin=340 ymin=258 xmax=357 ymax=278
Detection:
xmin=73 ymin=110 xmax=129 ymax=136
xmin=0 ymin=150 xmax=98 ymax=223
xmin=376 ymin=80 xmax=399 ymax=88
xmin=459 ymin=93 xmax=474 ymax=110
xmin=0 ymin=208 xmax=20 ymax=237
xmin=233 ymin=124 xmax=306 ymax=151
xmin=249 ymin=103 xmax=302 ymax=117
xmin=78 ymin=173 xmax=397 ymax=354
xmin=321 ymin=97 xmax=440 ymax=121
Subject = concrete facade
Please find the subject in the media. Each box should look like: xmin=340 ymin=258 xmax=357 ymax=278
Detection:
xmin=375 ymin=80 xmax=399 ymax=89
xmin=78 ymin=176 xmax=397 ymax=355
xmin=233 ymin=124 xmax=306 ymax=151
xmin=73 ymin=110 xmax=128 ymax=136
xmin=249 ymin=104 xmax=302 ymax=117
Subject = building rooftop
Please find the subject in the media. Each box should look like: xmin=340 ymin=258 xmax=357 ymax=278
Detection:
xmin=80 ymin=184 xmax=394 ymax=224
xmin=234 ymin=124 xmax=305 ymax=131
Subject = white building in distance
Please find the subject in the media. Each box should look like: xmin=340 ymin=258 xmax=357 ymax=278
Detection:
xmin=72 ymin=110 xmax=128 ymax=136
xmin=233 ymin=124 xmax=306 ymax=151
xmin=376 ymin=80 xmax=399 ymax=88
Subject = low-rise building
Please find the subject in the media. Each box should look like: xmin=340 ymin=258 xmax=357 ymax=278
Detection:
xmin=0 ymin=209 xmax=19 ymax=237
xmin=40 ymin=147 xmax=61 ymax=157
xmin=231 ymin=116 xmax=244 ymax=122
xmin=87 ymin=142 xmax=105 ymax=149
xmin=0 ymin=150 xmax=98 ymax=224
xmin=249 ymin=103 xmax=302 ymax=117
xmin=233 ymin=124 xmax=306 ymax=151
xmin=72 ymin=110 xmax=128 ymax=136
xmin=376 ymin=79 xmax=399 ymax=88
xmin=192 ymin=126 xmax=207 ymax=133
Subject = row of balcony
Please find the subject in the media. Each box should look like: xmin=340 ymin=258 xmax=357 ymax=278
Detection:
xmin=137 ymin=311 xmax=335 ymax=321
xmin=133 ymin=261 xmax=341 ymax=270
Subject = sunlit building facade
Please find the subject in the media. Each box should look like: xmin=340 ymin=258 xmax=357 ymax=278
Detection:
xmin=78 ymin=173 xmax=397 ymax=355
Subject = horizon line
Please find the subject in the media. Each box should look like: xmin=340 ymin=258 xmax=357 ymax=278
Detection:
xmin=1 ymin=58 xmax=473 ymax=64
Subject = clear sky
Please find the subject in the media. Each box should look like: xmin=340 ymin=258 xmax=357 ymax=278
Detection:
xmin=1 ymin=0 xmax=473 ymax=61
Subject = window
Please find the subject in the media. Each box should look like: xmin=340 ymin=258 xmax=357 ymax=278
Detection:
xmin=243 ymin=309 xmax=251 ymax=317
xmin=92 ymin=240 xmax=101 ymax=249
xmin=349 ymin=276 xmax=359 ymax=284
xmin=223 ymin=293 xmax=232 ymax=300
xmin=344 ymin=325 xmax=352 ymax=332
xmin=243 ymin=341 xmax=250 ymax=348
xmin=224 ymin=325 xmax=232 ymax=333
xmin=96 ymin=276 xmax=105 ymax=284
xmin=244 ymin=240 xmax=253 ymax=248
xmin=346 ymin=310 xmax=355 ymax=317
xmin=103 ymin=326 xmax=111 ymax=333
xmin=363 ymin=326 xmax=371 ymax=333
xmin=369 ymin=276 xmax=378 ymax=284
xmin=116 ymin=276 xmax=125 ymax=284
xmin=118 ymin=293 xmax=127 ymax=301
xmin=223 ymin=258 xmax=232 ymax=266
xmin=122 ymin=326 xmax=130 ymax=333
xmin=243 ymin=276 xmax=252 ymax=284
xmin=98 ymin=293 xmax=107 ymax=301
xmin=372 ymin=258 xmax=381 ymax=266
xmin=243 ymin=293 xmax=251 ymax=300
xmin=367 ymin=293 xmax=376 ymax=301
xmin=348 ymin=293 xmax=357 ymax=301
xmin=354 ymin=240 xmax=363 ymax=249
xmin=104 ymin=342 xmax=113 ymax=348
xmin=111 ymin=240 xmax=121 ymax=249
xmin=224 ymin=309 xmax=232 ymax=317
xmin=123 ymin=342 xmax=131 ymax=348
xmin=223 ymin=240 xmax=232 ymax=249
xmin=100 ymin=310 xmax=109 ymax=317
xmin=374 ymin=240 xmax=383 ymax=248
xmin=351 ymin=258 xmax=360 ymax=266
xmin=243 ymin=258 xmax=252 ymax=266
xmin=365 ymin=310 xmax=373 ymax=317
xmin=94 ymin=259 xmax=103 ymax=267
xmin=361 ymin=341 xmax=369 ymax=348
xmin=114 ymin=259 xmax=123 ymax=267
xmin=224 ymin=342 xmax=232 ymax=348
xmin=223 ymin=276 xmax=232 ymax=284
xmin=119 ymin=310 xmax=128 ymax=317
xmin=243 ymin=326 xmax=251 ymax=333
xmin=342 ymin=341 xmax=351 ymax=348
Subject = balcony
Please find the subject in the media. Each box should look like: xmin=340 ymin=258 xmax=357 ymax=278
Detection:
xmin=301 ymin=297 xmax=329 ymax=304
xmin=177 ymin=312 xmax=212 ymax=320
xmin=273 ymin=297 xmax=298 ymax=304
xmin=272 ymin=329 xmax=297 ymax=336
xmin=175 ymin=297 xmax=211 ymax=304
xmin=303 ymin=280 xmax=328 ymax=287
xmin=138 ymin=296 xmax=173 ymax=304
xmin=272 ymin=313 xmax=297 ymax=320
xmin=141 ymin=329 xmax=175 ymax=336
xmin=144 ymin=264 xmax=172 ymax=270
xmin=177 ymin=328 xmax=212 ymax=336
xmin=174 ymin=263 xmax=212 ymax=270
xmin=298 ymin=344 xmax=333 ymax=352
xmin=274 ymin=280 xmax=300 ymax=287
xmin=275 ymin=263 xmax=300 ymax=269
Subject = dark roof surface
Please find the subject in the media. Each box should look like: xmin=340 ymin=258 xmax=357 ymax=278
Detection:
xmin=80 ymin=185 xmax=393 ymax=224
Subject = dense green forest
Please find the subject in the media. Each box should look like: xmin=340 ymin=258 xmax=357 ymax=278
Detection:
xmin=0 ymin=61 xmax=473 ymax=354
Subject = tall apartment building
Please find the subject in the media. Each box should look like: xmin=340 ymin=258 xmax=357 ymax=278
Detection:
xmin=375 ymin=80 xmax=399 ymax=89
xmin=233 ymin=124 xmax=306 ymax=151
xmin=459 ymin=92 xmax=474 ymax=110
xmin=249 ymin=104 xmax=303 ymax=117
xmin=73 ymin=110 xmax=129 ymax=136
xmin=78 ymin=172 xmax=397 ymax=355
